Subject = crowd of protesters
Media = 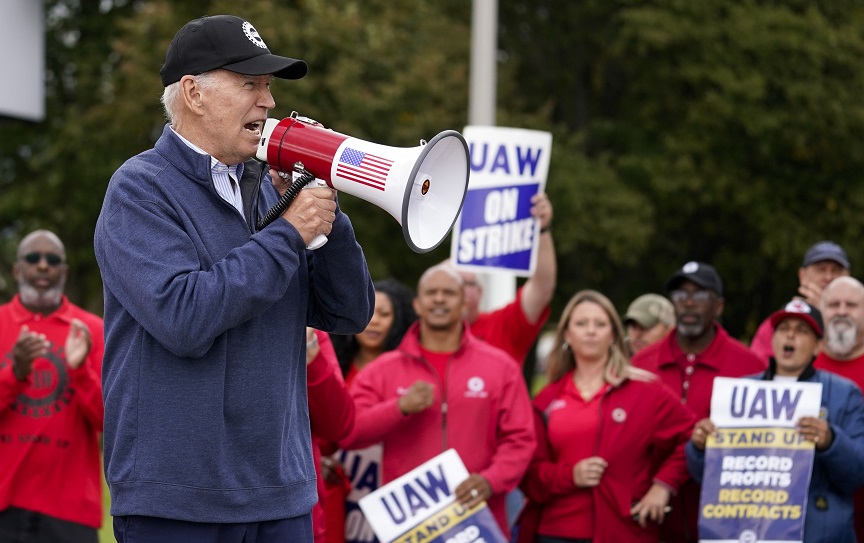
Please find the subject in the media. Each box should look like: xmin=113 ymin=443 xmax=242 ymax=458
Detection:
xmin=4 ymin=11 xmax=864 ymax=543
xmin=5 ymin=228 xmax=864 ymax=543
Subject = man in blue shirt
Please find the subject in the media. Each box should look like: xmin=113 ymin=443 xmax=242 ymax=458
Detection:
xmin=94 ymin=14 xmax=374 ymax=543
xmin=688 ymin=300 xmax=864 ymax=542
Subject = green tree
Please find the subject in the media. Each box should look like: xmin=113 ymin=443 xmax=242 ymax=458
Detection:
xmin=499 ymin=0 xmax=864 ymax=338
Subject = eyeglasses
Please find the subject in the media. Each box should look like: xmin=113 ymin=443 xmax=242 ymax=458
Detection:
xmin=670 ymin=289 xmax=713 ymax=303
xmin=21 ymin=252 xmax=64 ymax=266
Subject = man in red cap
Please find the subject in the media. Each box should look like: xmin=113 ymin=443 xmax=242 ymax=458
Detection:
xmin=688 ymin=298 xmax=864 ymax=542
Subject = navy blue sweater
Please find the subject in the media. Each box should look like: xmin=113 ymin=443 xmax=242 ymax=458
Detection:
xmin=94 ymin=125 xmax=374 ymax=522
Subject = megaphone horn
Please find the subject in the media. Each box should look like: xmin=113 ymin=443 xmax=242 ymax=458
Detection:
xmin=256 ymin=112 xmax=470 ymax=253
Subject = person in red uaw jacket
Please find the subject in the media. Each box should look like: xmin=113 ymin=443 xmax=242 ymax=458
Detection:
xmin=631 ymin=261 xmax=766 ymax=543
xmin=340 ymin=264 xmax=536 ymax=537
xmin=0 ymin=230 xmax=104 ymax=543
xmin=516 ymin=290 xmax=694 ymax=543
xmin=307 ymin=328 xmax=355 ymax=543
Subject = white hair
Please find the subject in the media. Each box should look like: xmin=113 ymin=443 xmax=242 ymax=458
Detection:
xmin=825 ymin=317 xmax=859 ymax=357
xmin=160 ymin=71 xmax=222 ymax=123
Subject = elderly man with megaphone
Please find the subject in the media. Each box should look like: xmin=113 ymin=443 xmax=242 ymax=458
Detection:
xmin=94 ymin=14 xmax=387 ymax=543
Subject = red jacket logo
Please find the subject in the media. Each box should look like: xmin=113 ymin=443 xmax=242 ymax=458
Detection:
xmin=464 ymin=376 xmax=488 ymax=398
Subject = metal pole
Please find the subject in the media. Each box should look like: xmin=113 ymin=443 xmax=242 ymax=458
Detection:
xmin=468 ymin=0 xmax=515 ymax=311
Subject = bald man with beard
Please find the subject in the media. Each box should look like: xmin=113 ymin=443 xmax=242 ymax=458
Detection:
xmin=814 ymin=275 xmax=864 ymax=542
xmin=0 ymin=230 xmax=103 ymax=543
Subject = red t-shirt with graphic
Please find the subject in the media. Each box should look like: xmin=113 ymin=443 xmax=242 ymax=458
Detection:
xmin=0 ymin=295 xmax=104 ymax=528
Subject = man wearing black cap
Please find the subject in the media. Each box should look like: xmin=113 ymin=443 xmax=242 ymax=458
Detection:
xmin=94 ymin=15 xmax=374 ymax=543
xmin=687 ymin=299 xmax=864 ymax=543
xmin=632 ymin=261 xmax=765 ymax=543
xmin=750 ymin=241 xmax=851 ymax=363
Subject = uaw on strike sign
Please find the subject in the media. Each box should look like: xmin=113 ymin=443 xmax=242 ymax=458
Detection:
xmin=450 ymin=126 xmax=552 ymax=276
xmin=699 ymin=377 xmax=822 ymax=543
xmin=359 ymin=449 xmax=507 ymax=543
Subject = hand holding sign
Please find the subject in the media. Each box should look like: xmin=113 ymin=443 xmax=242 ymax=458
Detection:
xmin=692 ymin=418 xmax=718 ymax=451
xmin=454 ymin=473 xmax=491 ymax=508
xmin=530 ymin=192 xmax=553 ymax=231
xmin=797 ymin=416 xmax=833 ymax=450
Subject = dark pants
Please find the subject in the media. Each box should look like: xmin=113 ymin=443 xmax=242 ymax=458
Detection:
xmin=536 ymin=537 xmax=591 ymax=543
xmin=0 ymin=506 xmax=98 ymax=543
xmin=113 ymin=512 xmax=313 ymax=543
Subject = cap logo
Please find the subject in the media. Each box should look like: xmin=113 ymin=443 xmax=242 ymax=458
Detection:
xmin=785 ymin=300 xmax=811 ymax=314
xmin=242 ymin=21 xmax=268 ymax=49
xmin=683 ymin=261 xmax=699 ymax=273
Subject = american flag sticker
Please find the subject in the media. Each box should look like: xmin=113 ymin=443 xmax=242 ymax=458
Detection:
xmin=336 ymin=147 xmax=393 ymax=191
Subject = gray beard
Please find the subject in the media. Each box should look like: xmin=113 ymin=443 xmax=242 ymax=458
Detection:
xmin=18 ymin=280 xmax=64 ymax=311
xmin=826 ymin=317 xmax=859 ymax=358
xmin=677 ymin=322 xmax=705 ymax=338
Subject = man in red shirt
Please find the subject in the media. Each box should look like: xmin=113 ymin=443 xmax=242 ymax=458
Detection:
xmin=341 ymin=264 xmax=535 ymax=537
xmin=814 ymin=275 xmax=864 ymax=542
xmin=457 ymin=193 xmax=556 ymax=365
xmin=632 ymin=261 xmax=765 ymax=543
xmin=0 ymin=230 xmax=104 ymax=543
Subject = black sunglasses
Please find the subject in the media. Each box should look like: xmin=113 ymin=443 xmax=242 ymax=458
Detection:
xmin=22 ymin=252 xmax=64 ymax=266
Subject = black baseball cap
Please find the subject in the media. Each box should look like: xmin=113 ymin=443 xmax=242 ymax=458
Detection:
xmin=769 ymin=299 xmax=823 ymax=338
xmin=160 ymin=15 xmax=308 ymax=87
xmin=665 ymin=261 xmax=724 ymax=297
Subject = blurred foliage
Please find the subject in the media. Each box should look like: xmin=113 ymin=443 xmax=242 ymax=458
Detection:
xmin=3 ymin=0 xmax=864 ymax=342
xmin=499 ymin=0 xmax=864 ymax=338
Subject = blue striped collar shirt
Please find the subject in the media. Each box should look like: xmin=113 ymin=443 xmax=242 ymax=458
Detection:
xmin=170 ymin=127 xmax=245 ymax=217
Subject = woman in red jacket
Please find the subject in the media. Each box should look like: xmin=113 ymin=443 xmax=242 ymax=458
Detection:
xmin=518 ymin=290 xmax=694 ymax=543
xmin=322 ymin=279 xmax=417 ymax=543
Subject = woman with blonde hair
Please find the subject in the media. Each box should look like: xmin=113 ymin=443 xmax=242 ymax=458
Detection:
xmin=518 ymin=290 xmax=694 ymax=543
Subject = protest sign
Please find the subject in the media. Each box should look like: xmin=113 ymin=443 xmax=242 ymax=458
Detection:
xmin=337 ymin=445 xmax=383 ymax=543
xmin=450 ymin=126 xmax=552 ymax=276
xmin=358 ymin=449 xmax=507 ymax=543
xmin=698 ymin=377 xmax=822 ymax=543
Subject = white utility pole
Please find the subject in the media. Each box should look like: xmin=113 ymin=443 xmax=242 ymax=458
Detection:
xmin=468 ymin=0 xmax=515 ymax=311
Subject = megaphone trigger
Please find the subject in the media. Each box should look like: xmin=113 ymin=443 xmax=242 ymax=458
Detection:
xmin=255 ymin=113 xmax=469 ymax=253
xmin=295 ymin=171 xmax=329 ymax=250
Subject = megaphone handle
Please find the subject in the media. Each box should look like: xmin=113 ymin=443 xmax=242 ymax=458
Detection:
xmin=255 ymin=167 xmax=313 ymax=231
xmin=303 ymin=178 xmax=329 ymax=250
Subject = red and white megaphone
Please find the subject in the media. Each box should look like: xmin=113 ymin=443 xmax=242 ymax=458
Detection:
xmin=256 ymin=112 xmax=470 ymax=253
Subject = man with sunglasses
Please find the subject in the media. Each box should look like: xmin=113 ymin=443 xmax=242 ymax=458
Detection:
xmin=631 ymin=261 xmax=765 ymax=543
xmin=0 ymin=230 xmax=104 ymax=543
